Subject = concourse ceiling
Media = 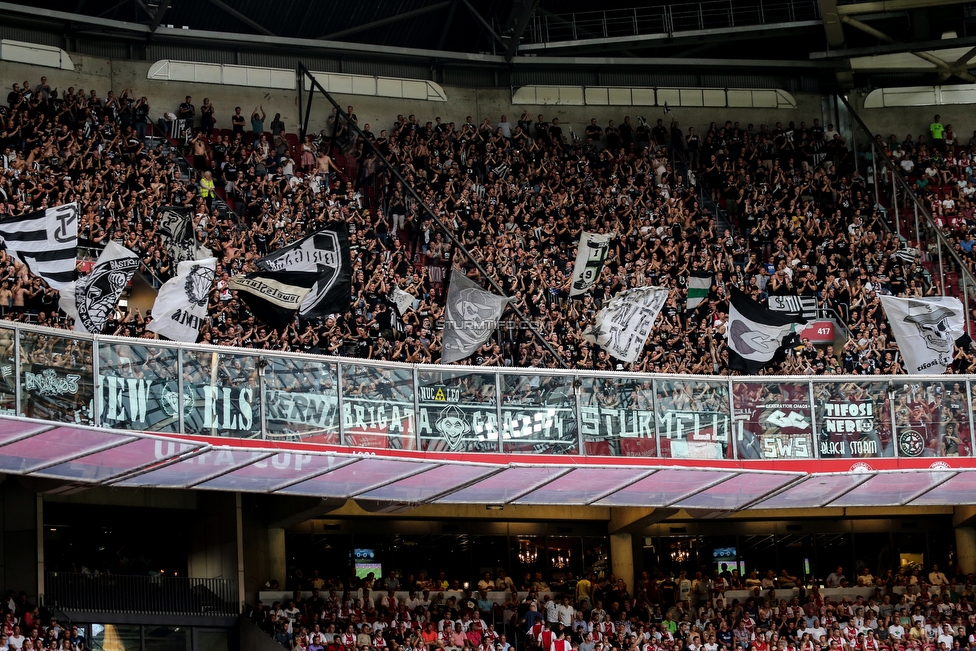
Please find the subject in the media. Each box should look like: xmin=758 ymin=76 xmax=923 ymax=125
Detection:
xmin=0 ymin=414 xmax=972 ymax=513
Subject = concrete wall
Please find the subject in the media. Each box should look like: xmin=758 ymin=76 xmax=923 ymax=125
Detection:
xmin=851 ymin=90 xmax=976 ymax=142
xmin=1 ymin=53 xmax=828 ymax=136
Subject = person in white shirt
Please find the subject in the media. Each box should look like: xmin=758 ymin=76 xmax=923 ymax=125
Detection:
xmin=888 ymin=619 xmax=905 ymax=640
xmin=544 ymin=596 xmax=559 ymax=624
xmin=6 ymin=627 xmax=23 ymax=651
xmin=557 ymin=597 xmax=575 ymax=627
xmin=938 ymin=625 xmax=955 ymax=648
xmin=929 ymin=565 xmax=949 ymax=586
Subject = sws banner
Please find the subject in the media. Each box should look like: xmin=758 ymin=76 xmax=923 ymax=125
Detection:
xmin=735 ymin=401 xmax=815 ymax=460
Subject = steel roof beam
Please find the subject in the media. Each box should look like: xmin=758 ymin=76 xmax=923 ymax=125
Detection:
xmin=836 ymin=0 xmax=973 ymax=15
xmin=318 ymin=1 xmax=452 ymax=41
xmin=502 ymin=0 xmax=538 ymax=62
xmin=459 ymin=0 xmax=505 ymax=47
xmin=201 ymin=0 xmax=275 ymax=37
xmin=148 ymin=0 xmax=172 ymax=33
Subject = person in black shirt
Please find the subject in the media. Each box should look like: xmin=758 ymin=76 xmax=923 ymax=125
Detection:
xmin=652 ymin=119 xmax=669 ymax=147
xmin=132 ymin=96 xmax=149 ymax=141
xmin=177 ymin=95 xmax=195 ymax=125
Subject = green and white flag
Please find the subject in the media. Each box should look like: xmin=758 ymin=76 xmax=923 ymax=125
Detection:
xmin=686 ymin=271 xmax=712 ymax=312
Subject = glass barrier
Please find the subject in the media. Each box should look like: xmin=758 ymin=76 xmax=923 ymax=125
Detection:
xmin=340 ymin=363 xmax=416 ymax=450
xmin=264 ymin=357 xmax=340 ymax=444
xmin=0 ymin=325 xmax=16 ymax=416
xmin=417 ymin=369 xmax=498 ymax=452
xmin=4 ymin=323 xmax=976 ymax=460
xmin=656 ymin=379 xmax=731 ymax=459
xmin=19 ymin=330 xmax=94 ymax=425
xmin=813 ymin=380 xmax=894 ymax=458
xmin=180 ymin=349 xmax=261 ymax=438
xmin=98 ymin=341 xmax=181 ymax=432
xmin=500 ymin=373 xmax=578 ymax=454
xmin=579 ymin=376 xmax=656 ymax=457
xmin=890 ymin=379 xmax=973 ymax=458
xmin=733 ymin=381 xmax=815 ymax=460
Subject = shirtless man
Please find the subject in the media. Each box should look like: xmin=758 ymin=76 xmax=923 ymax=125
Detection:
xmin=191 ymin=132 xmax=209 ymax=172
xmin=316 ymin=149 xmax=342 ymax=191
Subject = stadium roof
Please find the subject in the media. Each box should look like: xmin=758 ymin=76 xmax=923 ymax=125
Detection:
xmin=3 ymin=0 xmax=976 ymax=87
xmin=0 ymin=413 xmax=971 ymax=512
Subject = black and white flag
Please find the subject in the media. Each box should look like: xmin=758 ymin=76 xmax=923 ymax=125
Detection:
xmin=0 ymin=203 xmax=78 ymax=290
xmin=256 ymin=224 xmax=352 ymax=317
xmin=228 ymin=270 xmax=320 ymax=330
xmin=59 ymin=241 xmax=140 ymax=334
xmin=880 ymin=295 xmax=965 ymax=374
xmin=569 ymin=231 xmax=615 ymax=297
xmin=147 ymin=257 xmax=217 ymax=342
xmin=583 ymin=286 xmax=669 ymax=363
xmin=727 ymin=286 xmax=806 ymax=373
xmin=390 ymin=287 xmax=415 ymax=318
xmin=155 ymin=206 xmax=211 ymax=263
xmin=767 ymin=295 xmax=818 ymax=320
xmin=441 ymin=272 xmax=512 ymax=364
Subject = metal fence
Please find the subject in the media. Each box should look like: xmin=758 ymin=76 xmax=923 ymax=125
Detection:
xmin=44 ymin=572 xmax=239 ymax=616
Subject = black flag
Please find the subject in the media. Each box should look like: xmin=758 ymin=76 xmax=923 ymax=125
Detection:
xmin=726 ymin=287 xmax=806 ymax=373
xmin=256 ymin=223 xmax=352 ymax=317
xmin=228 ymin=270 xmax=320 ymax=330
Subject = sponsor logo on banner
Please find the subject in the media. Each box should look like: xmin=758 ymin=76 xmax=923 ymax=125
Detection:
xmin=819 ymin=402 xmax=880 ymax=457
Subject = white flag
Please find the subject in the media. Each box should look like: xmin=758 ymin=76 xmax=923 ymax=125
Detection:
xmin=583 ymin=286 xmax=669 ymax=363
xmin=569 ymin=231 xmax=614 ymax=296
xmin=147 ymin=257 xmax=217 ymax=342
xmin=59 ymin=241 xmax=140 ymax=334
xmin=391 ymin=287 xmax=415 ymax=317
xmin=0 ymin=203 xmax=78 ymax=290
xmin=441 ymin=272 xmax=511 ymax=364
xmin=880 ymin=295 xmax=965 ymax=374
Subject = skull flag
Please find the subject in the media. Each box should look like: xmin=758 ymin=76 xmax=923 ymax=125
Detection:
xmin=58 ymin=241 xmax=140 ymax=334
xmin=441 ymin=272 xmax=512 ymax=364
xmin=147 ymin=257 xmax=218 ymax=342
xmin=879 ymin=295 xmax=965 ymax=374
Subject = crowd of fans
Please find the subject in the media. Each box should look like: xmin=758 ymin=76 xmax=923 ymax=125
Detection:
xmin=0 ymin=75 xmax=959 ymax=375
xmin=0 ymin=588 xmax=86 ymax=651
xmin=251 ymin=562 xmax=976 ymax=651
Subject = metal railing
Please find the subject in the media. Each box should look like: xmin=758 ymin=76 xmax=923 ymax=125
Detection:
xmin=841 ymin=95 xmax=976 ymax=332
xmin=525 ymin=0 xmax=820 ymax=45
xmin=44 ymin=572 xmax=239 ymax=616
xmin=5 ymin=319 xmax=976 ymax=460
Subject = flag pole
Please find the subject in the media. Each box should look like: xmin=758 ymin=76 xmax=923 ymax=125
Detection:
xmin=297 ymin=63 xmax=570 ymax=369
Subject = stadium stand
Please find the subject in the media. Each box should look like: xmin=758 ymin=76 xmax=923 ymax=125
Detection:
xmin=0 ymin=78 xmax=938 ymax=375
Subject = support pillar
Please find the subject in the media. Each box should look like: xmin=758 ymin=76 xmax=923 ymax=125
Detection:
xmin=956 ymin=527 xmax=976 ymax=575
xmin=610 ymin=533 xmax=635 ymax=593
xmin=0 ymin=479 xmax=41 ymax=603
xmin=268 ymin=528 xmax=286 ymax=589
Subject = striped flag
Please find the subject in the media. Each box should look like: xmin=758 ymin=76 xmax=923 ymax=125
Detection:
xmin=0 ymin=203 xmax=78 ymax=290
xmin=686 ymin=271 xmax=712 ymax=312
xmin=727 ymin=286 xmax=806 ymax=373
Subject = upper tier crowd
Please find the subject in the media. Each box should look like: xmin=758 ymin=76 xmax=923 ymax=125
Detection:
xmin=253 ymin=563 xmax=976 ymax=651
xmin=0 ymin=77 xmax=966 ymax=374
